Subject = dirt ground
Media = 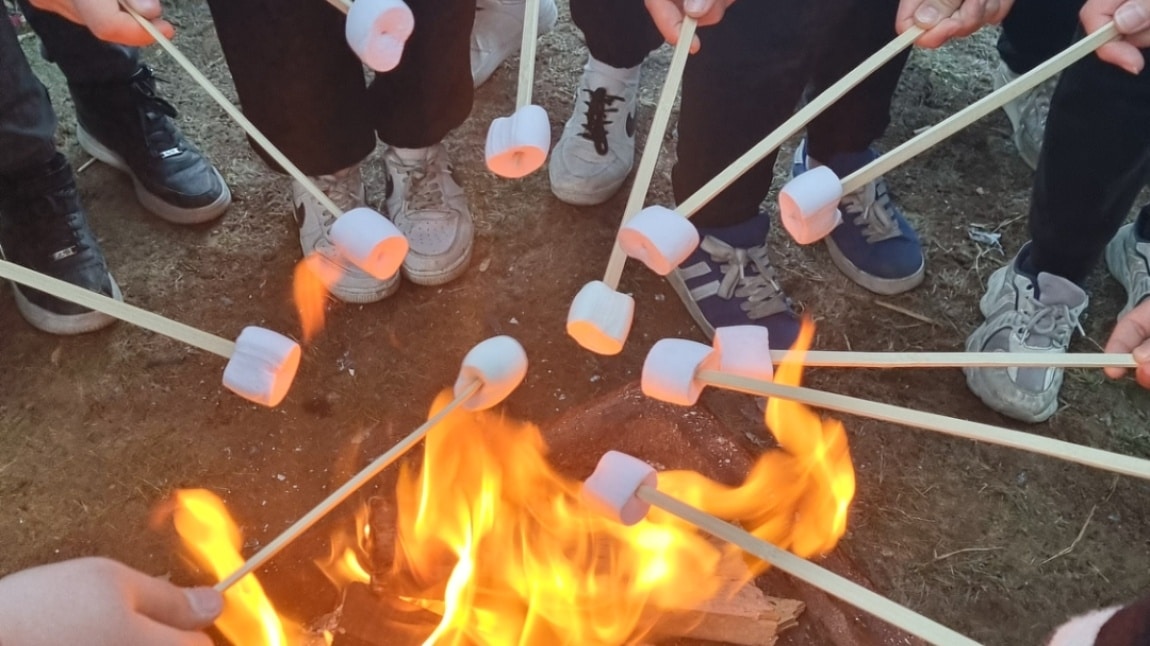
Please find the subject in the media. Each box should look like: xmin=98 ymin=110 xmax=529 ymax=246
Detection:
xmin=2 ymin=2 xmax=1150 ymax=645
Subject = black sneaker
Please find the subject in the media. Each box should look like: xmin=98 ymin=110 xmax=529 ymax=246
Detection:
xmin=69 ymin=65 xmax=230 ymax=225
xmin=0 ymin=153 xmax=120 ymax=335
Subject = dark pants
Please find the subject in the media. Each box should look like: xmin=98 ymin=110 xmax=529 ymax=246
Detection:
xmin=996 ymin=0 xmax=1083 ymax=74
xmin=204 ymin=0 xmax=474 ymax=177
xmin=0 ymin=2 xmax=137 ymax=176
xmin=570 ymin=0 xmax=908 ymax=228
xmin=1026 ymin=40 xmax=1150 ymax=283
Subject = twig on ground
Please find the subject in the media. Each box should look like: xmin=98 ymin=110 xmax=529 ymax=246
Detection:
xmin=1041 ymin=505 xmax=1097 ymax=565
xmin=933 ymin=546 xmax=1002 ymax=562
xmin=76 ymin=157 xmax=98 ymax=174
xmin=872 ymin=299 xmax=940 ymax=326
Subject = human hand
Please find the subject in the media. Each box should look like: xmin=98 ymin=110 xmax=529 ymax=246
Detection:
xmin=1104 ymin=299 xmax=1150 ymax=388
xmin=644 ymin=0 xmax=736 ymax=53
xmin=1081 ymin=0 xmax=1150 ymax=73
xmin=26 ymin=0 xmax=174 ymax=46
xmin=896 ymin=0 xmax=1014 ymax=48
xmin=0 ymin=557 xmax=222 ymax=646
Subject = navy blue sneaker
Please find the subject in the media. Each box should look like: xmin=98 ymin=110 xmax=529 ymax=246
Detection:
xmin=792 ymin=139 xmax=924 ymax=295
xmin=666 ymin=213 xmax=801 ymax=349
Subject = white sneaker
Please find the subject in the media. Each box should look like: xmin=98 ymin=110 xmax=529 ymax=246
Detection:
xmin=384 ymin=145 xmax=474 ymax=286
xmin=471 ymin=0 xmax=558 ymax=88
xmin=549 ymin=56 xmax=640 ymax=206
xmin=994 ymin=61 xmax=1056 ymax=171
xmin=1105 ymin=222 xmax=1150 ymax=319
xmin=293 ymin=165 xmax=399 ymax=303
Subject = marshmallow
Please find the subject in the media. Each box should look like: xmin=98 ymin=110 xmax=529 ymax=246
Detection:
xmin=222 ymin=326 xmax=302 ymax=407
xmin=617 ymin=205 xmax=700 ymax=276
xmin=581 ymin=451 xmax=658 ymax=526
xmin=641 ymin=338 xmax=712 ymax=406
xmin=566 ymin=280 xmax=636 ymax=356
xmin=329 ymin=207 xmax=409 ymax=280
xmin=485 ymin=104 xmax=551 ymax=179
xmin=345 ymin=0 xmax=414 ymax=72
xmin=778 ymin=166 xmax=844 ymax=245
xmin=452 ymin=335 xmax=529 ymax=411
xmin=711 ymin=325 xmax=774 ymax=382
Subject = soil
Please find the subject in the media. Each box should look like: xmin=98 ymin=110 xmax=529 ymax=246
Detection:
xmin=3 ymin=3 xmax=1150 ymax=646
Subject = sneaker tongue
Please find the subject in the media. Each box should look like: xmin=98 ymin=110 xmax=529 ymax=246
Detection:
xmin=1036 ymin=272 xmax=1087 ymax=308
xmin=697 ymin=214 xmax=770 ymax=250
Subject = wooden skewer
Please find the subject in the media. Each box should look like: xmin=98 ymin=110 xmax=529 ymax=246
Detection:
xmin=0 ymin=259 xmax=234 ymax=358
xmin=214 ymin=380 xmax=482 ymax=591
xmin=323 ymin=0 xmax=352 ymax=13
xmin=637 ymin=486 xmax=981 ymax=646
xmin=601 ymin=17 xmax=698 ymax=290
xmin=120 ymin=2 xmax=347 ymax=218
xmin=766 ymin=350 xmax=1136 ymax=369
xmin=515 ymin=0 xmax=542 ymax=109
xmin=840 ymin=21 xmax=1119 ymax=193
xmin=675 ymin=26 xmax=924 ymax=218
xmin=697 ymin=370 xmax=1150 ymax=482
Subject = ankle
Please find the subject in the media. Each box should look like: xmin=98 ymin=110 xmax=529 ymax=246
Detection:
xmin=585 ymin=56 xmax=641 ymax=81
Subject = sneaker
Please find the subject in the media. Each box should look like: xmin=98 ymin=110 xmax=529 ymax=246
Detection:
xmin=383 ymin=145 xmax=474 ymax=286
xmin=665 ymin=213 xmax=802 ymax=348
xmin=549 ymin=57 xmax=640 ymax=206
xmin=964 ymin=246 xmax=1088 ymax=423
xmin=294 ymin=164 xmax=399 ymax=303
xmin=70 ymin=65 xmax=231 ymax=225
xmin=471 ymin=0 xmax=559 ymax=88
xmin=1105 ymin=219 xmax=1150 ymax=319
xmin=0 ymin=153 xmax=120 ymax=335
xmin=792 ymin=140 xmax=925 ymax=295
xmin=993 ymin=61 xmax=1055 ymax=171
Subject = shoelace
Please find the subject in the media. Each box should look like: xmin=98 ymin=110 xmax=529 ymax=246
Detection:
xmin=579 ymin=87 xmax=623 ymax=155
xmin=393 ymin=152 xmax=451 ymax=216
xmin=699 ymin=236 xmax=793 ymax=319
xmin=840 ymin=179 xmax=902 ymax=244
xmin=1017 ymin=284 xmax=1084 ymax=349
xmin=26 ymin=197 xmax=91 ymax=266
xmin=129 ymin=68 xmax=182 ymax=153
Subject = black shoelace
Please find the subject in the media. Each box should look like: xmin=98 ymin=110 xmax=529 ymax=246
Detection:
xmin=130 ymin=69 xmax=182 ymax=153
xmin=579 ymin=87 xmax=624 ymax=155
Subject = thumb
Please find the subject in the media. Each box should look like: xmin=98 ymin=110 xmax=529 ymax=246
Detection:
xmin=683 ymin=0 xmax=713 ymax=18
xmin=1115 ymin=1 xmax=1150 ymax=34
xmin=912 ymin=0 xmax=963 ymax=27
xmin=130 ymin=573 xmax=223 ymax=631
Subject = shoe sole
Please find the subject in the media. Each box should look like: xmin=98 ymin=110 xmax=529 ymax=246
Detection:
xmin=664 ymin=270 xmax=717 ymax=340
xmin=824 ymin=237 xmax=925 ymax=296
xmin=77 ymin=125 xmax=231 ymax=225
xmin=1105 ymin=225 xmax=1140 ymax=319
xmin=549 ymin=175 xmax=629 ymax=207
xmin=12 ymin=275 xmax=122 ymax=335
xmin=402 ymin=244 xmax=474 ymax=287
xmin=330 ymin=275 xmax=402 ymax=304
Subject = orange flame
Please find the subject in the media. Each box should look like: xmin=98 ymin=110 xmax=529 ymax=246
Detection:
xmin=293 ymin=253 xmax=342 ymax=343
xmin=171 ymin=489 xmax=290 ymax=646
xmin=660 ymin=318 xmax=857 ymax=566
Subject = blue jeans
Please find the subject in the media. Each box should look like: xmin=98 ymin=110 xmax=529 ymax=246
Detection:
xmin=0 ymin=2 xmax=137 ymax=176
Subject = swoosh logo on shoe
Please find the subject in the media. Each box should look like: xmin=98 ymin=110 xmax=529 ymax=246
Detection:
xmin=625 ymin=111 xmax=636 ymax=138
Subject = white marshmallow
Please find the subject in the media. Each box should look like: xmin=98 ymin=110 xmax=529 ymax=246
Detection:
xmin=778 ymin=166 xmax=844 ymax=245
xmin=566 ymin=280 xmax=636 ymax=356
xmin=329 ymin=207 xmax=409 ymax=280
xmin=345 ymin=0 xmax=414 ymax=72
xmin=617 ymin=205 xmax=700 ymax=276
xmin=581 ymin=451 xmax=658 ymax=526
xmin=222 ymin=327 xmax=302 ymax=407
xmin=710 ymin=325 xmax=774 ymax=382
xmin=485 ymin=104 xmax=551 ymax=179
xmin=453 ymin=335 xmax=529 ymax=411
xmin=641 ymin=338 xmax=713 ymax=406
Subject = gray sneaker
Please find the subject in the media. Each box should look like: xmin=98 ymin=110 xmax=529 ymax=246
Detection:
xmin=994 ymin=61 xmax=1056 ymax=171
xmin=1105 ymin=222 xmax=1150 ymax=318
xmin=384 ymin=145 xmax=474 ymax=286
xmin=964 ymin=250 xmax=1088 ymax=423
xmin=293 ymin=165 xmax=399 ymax=304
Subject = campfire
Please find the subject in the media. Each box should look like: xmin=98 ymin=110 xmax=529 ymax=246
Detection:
xmin=164 ymin=322 xmax=856 ymax=645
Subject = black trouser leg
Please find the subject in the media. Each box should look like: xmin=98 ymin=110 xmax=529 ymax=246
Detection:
xmin=996 ymin=0 xmax=1083 ymax=74
xmin=807 ymin=0 xmax=908 ymax=163
xmin=16 ymin=0 xmax=139 ymax=85
xmin=0 ymin=12 xmax=57 ymax=176
xmin=569 ymin=0 xmax=662 ymax=69
xmin=1026 ymin=42 xmax=1150 ymax=284
xmin=204 ymin=0 xmax=375 ymax=176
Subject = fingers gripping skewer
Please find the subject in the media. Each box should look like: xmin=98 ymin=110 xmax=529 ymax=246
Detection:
xmin=328 ymin=0 xmax=415 ymax=72
xmin=485 ymin=0 xmax=550 ymax=178
xmin=120 ymin=2 xmax=408 ymax=280
xmin=616 ymin=26 xmax=924 ymax=275
xmin=213 ymin=336 xmax=529 ymax=592
xmin=582 ymin=452 xmax=981 ymax=646
xmin=640 ymin=337 xmax=1150 ymax=482
xmin=566 ymin=18 xmax=697 ymax=356
xmin=0 ymin=260 xmax=300 ymax=407
xmin=778 ymin=22 xmax=1120 ymax=244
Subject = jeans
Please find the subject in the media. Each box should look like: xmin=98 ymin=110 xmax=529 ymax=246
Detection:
xmin=1026 ymin=39 xmax=1150 ymax=283
xmin=204 ymin=0 xmax=474 ymax=177
xmin=0 ymin=2 xmax=138 ymax=176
